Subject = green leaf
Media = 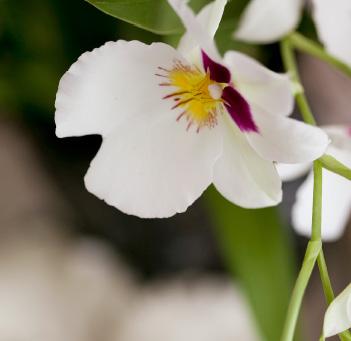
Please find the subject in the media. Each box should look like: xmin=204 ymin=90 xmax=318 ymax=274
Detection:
xmin=84 ymin=0 xmax=251 ymax=36
xmin=204 ymin=187 xmax=296 ymax=341
xmin=84 ymin=0 xmax=186 ymax=34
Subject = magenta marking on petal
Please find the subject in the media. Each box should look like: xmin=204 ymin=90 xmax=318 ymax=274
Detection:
xmin=222 ymin=86 xmax=258 ymax=133
xmin=201 ymin=50 xmax=231 ymax=83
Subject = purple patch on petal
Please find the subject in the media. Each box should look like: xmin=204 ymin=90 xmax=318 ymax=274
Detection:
xmin=202 ymin=50 xmax=231 ymax=83
xmin=222 ymin=86 xmax=258 ymax=133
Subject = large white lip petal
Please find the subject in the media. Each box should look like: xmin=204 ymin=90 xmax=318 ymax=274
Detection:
xmin=246 ymin=106 xmax=329 ymax=164
xmin=312 ymin=0 xmax=351 ymax=66
xmin=223 ymin=51 xmax=294 ymax=117
xmin=213 ymin=114 xmax=282 ymax=208
xmin=324 ymin=284 xmax=351 ymax=337
xmin=234 ymin=0 xmax=304 ymax=43
xmin=84 ymin=113 xmax=222 ymax=219
xmin=55 ymin=40 xmax=185 ymax=138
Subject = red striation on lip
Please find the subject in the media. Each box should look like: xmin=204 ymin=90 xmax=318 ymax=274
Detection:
xmin=202 ymin=50 xmax=231 ymax=83
xmin=221 ymin=86 xmax=258 ymax=133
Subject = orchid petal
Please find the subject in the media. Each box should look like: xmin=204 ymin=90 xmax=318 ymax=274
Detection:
xmin=246 ymin=106 xmax=329 ymax=163
xmin=276 ymin=162 xmax=311 ymax=182
xmin=312 ymin=0 xmax=351 ymax=66
xmin=84 ymin=113 xmax=222 ymax=218
xmin=292 ymin=125 xmax=351 ymax=241
xmin=167 ymin=0 xmax=220 ymax=59
xmin=55 ymin=41 xmax=184 ymax=138
xmin=292 ymin=169 xmax=351 ymax=241
xmin=213 ymin=114 xmax=282 ymax=208
xmin=223 ymin=51 xmax=294 ymax=117
xmin=177 ymin=0 xmax=227 ymax=55
xmin=202 ymin=50 xmax=231 ymax=83
xmin=234 ymin=0 xmax=304 ymax=43
xmin=324 ymin=283 xmax=351 ymax=337
xmin=324 ymin=125 xmax=351 ymax=154
xmin=221 ymin=86 xmax=258 ymax=133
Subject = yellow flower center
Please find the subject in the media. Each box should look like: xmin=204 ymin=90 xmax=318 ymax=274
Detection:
xmin=157 ymin=62 xmax=224 ymax=132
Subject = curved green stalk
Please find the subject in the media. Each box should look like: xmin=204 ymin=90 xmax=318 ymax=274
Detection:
xmin=280 ymin=39 xmax=316 ymax=126
xmin=317 ymin=250 xmax=335 ymax=303
xmin=288 ymin=33 xmax=351 ymax=79
xmin=280 ymin=240 xmax=321 ymax=341
xmin=311 ymin=162 xmax=323 ymax=241
xmin=280 ymin=36 xmax=351 ymax=341
xmin=320 ymin=155 xmax=351 ymax=181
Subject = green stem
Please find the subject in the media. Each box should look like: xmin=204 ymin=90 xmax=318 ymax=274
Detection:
xmin=309 ymin=166 xmax=351 ymax=339
xmin=280 ymin=161 xmax=323 ymax=341
xmin=280 ymin=36 xmax=351 ymax=341
xmin=280 ymin=38 xmax=323 ymax=341
xmin=317 ymin=250 xmax=335 ymax=304
xmin=288 ymin=32 xmax=351 ymax=79
xmin=311 ymin=162 xmax=323 ymax=241
xmin=280 ymin=240 xmax=322 ymax=341
xmin=319 ymin=154 xmax=351 ymax=181
xmin=280 ymin=39 xmax=316 ymax=126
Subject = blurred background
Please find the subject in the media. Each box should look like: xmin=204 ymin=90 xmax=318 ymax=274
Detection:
xmin=0 ymin=0 xmax=350 ymax=340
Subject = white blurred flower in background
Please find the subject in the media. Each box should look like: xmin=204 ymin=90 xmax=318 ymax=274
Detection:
xmin=278 ymin=126 xmax=351 ymax=241
xmin=115 ymin=278 xmax=260 ymax=341
xmin=234 ymin=0 xmax=351 ymax=66
xmin=323 ymin=283 xmax=351 ymax=338
xmin=0 ymin=231 xmax=134 ymax=341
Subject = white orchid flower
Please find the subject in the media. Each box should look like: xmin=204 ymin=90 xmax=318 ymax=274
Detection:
xmin=55 ymin=0 xmax=329 ymax=218
xmin=278 ymin=126 xmax=351 ymax=241
xmin=235 ymin=0 xmax=351 ymax=65
xmin=323 ymin=283 xmax=351 ymax=338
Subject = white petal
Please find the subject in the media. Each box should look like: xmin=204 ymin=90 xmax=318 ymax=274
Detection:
xmin=84 ymin=113 xmax=222 ymax=218
xmin=167 ymin=0 xmax=220 ymax=60
xmin=292 ymin=168 xmax=351 ymax=241
xmin=246 ymin=107 xmax=329 ymax=163
xmin=292 ymin=125 xmax=351 ymax=241
xmin=324 ymin=125 xmax=351 ymax=162
xmin=312 ymin=0 xmax=351 ymax=66
xmin=324 ymin=283 xmax=351 ymax=337
xmin=55 ymin=41 xmax=183 ymax=138
xmin=276 ymin=162 xmax=311 ymax=182
xmin=234 ymin=0 xmax=304 ymax=43
xmin=178 ymin=0 xmax=227 ymax=55
xmin=213 ymin=114 xmax=282 ymax=208
xmin=223 ymin=51 xmax=294 ymax=117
